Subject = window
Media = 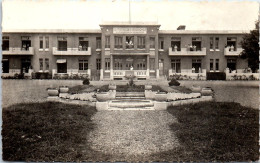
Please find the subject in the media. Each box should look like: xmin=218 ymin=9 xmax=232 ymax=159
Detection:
xmin=45 ymin=37 xmax=49 ymax=49
xmin=105 ymin=58 xmax=110 ymax=70
xmin=96 ymin=37 xmax=101 ymax=49
xmin=137 ymin=59 xmax=146 ymax=70
xmin=105 ymin=36 xmax=110 ymax=49
xmin=215 ymin=59 xmax=219 ymax=71
xmin=115 ymin=36 xmax=123 ymax=49
xmin=45 ymin=58 xmax=49 ymax=71
xmin=227 ymin=59 xmax=236 ymax=72
xmin=171 ymin=37 xmax=181 ymax=51
xmin=150 ymin=58 xmax=155 ymax=70
xmin=126 ymin=58 xmax=133 ymax=69
xmin=137 ymin=36 xmax=145 ymax=49
xmin=215 ymin=37 xmax=219 ymax=50
xmin=57 ymin=37 xmax=67 ymax=51
xmin=209 ymin=37 xmax=213 ymax=50
xmin=2 ymin=36 xmax=9 ymax=51
xmin=114 ymin=59 xmax=123 ymax=70
xmin=227 ymin=37 xmax=237 ymax=51
xmin=96 ymin=59 xmax=101 ymax=70
xmin=192 ymin=37 xmax=202 ymax=51
xmin=79 ymin=60 xmax=88 ymax=70
xmin=79 ymin=37 xmax=89 ymax=51
xmin=39 ymin=58 xmax=43 ymax=70
xmin=210 ymin=59 xmax=214 ymax=71
xmin=126 ymin=36 xmax=134 ymax=49
xmin=159 ymin=37 xmax=164 ymax=49
xmin=192 ymin=59 xmax=202 ymax=73
xmin=39 ymin=37 xmax=43 ymax=49
xmin=171 ymin=59 xmax=181 ymax=73
xmin=150 ymin=37 xmax=155 ymax=49
xmin=21 ymin=36 xmax=31 ymax=51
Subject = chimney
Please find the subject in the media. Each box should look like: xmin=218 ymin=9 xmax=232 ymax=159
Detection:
xmin=177 ymin=25 xmax=186 ymax=30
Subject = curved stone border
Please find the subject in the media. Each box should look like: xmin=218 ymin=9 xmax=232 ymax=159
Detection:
xmin=46 ymin=86 xmax=214 ymax=111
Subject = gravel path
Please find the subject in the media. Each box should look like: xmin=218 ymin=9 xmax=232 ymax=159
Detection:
xmin=87 ymin=110 xmax=180 ymax=160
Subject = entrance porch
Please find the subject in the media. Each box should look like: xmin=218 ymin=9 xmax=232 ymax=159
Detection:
xmin=101 ymin=54 xmax=159 ymax=80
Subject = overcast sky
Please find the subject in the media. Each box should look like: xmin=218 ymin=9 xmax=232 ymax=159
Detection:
xmin=2 ymin=0 xmax=259 ymax=30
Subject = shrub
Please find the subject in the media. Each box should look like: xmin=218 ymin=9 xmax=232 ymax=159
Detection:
xmin=168 ymin=78 xmax=180 ymax=86
xmin=249 ymin=75 xmax=256 ymax=80
xmin=83 ymin=78 xmax=90 ymax=85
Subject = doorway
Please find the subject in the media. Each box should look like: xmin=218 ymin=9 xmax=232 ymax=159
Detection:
xmin=21 ymin=59 xmax=31 ymax=73
xmin=159 ymin=59 xmax=164 ymax=76
xmin=57 ymin=63 xmax=67 ymax=73
xmin=2 ymin=59 xmax=9 ymax=73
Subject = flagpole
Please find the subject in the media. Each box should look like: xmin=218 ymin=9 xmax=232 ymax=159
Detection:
xmin=129 ymin=0 xmax=131 ymax=24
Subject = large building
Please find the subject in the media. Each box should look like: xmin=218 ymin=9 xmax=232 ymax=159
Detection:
xmin=2 ymin=22 xmax=250 ymax=80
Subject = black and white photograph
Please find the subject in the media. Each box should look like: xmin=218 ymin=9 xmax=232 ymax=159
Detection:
xmin=1 ymin=0 xmax=259 ymax=162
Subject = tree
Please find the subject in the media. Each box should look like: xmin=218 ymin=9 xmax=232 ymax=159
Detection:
xmin=240 ymin=21 xmax=259 ymax=72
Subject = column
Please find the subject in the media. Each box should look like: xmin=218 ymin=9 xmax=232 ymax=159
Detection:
xmin=100 ymin=33 xmax=105 ymax=80
xmin=110 ymin=55 xmax=113 ymax=80
xmin=155 ymin=35 xmax=159 ymax=79
xmin=100 ymin=69 xmax=103 ymax=80
xmin=146 ymin=55 xmax=150 ymax=79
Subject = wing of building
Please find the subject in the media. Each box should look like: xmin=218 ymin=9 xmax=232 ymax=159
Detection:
xmin=2 ymin=22 xmax=251 ymax=80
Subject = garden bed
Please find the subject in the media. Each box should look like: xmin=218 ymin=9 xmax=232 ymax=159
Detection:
xmin=68 ymin=85 xmax=97 ymax=94
xmin=170 ymin=86 xmax=192 ymax=93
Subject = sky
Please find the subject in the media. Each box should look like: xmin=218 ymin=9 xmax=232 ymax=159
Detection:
xmin=2 ymin=0 xmax=259 ymax=30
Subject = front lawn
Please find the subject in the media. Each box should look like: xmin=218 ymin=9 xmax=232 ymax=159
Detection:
xmin=2 ymin=102 xmax=99 ymax=161
xmin=162 ymin=102 xmax=259 ymax=161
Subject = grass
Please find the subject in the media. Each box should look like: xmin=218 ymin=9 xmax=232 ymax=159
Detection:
xmin=162 ymin=102 xmax=259 ymax=161
xmin=2 ymin=102 xmax=99 ymax=161
xmin=3 ymin=101 xmax=258 ymax=161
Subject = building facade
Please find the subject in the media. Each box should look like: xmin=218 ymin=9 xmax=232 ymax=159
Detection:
xmin=2 ymin=22 xmax=250 ymax=80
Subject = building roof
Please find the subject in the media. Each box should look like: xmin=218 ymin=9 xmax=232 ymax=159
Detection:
xmin=100 ymin=21 xmax=161 ymax=27
xmin=159 ymin=30 xmax=250 ymax=34
xmin=2 ymin=28 xmax=250 ymax=34
xmin=2 ymin=29 xmax=102 ymax=33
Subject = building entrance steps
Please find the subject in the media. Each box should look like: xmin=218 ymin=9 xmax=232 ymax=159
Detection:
xmin=108 ymin=91 xmax=155 ymax=110
xmin=115 ymin=92 xmax=145 ymax=98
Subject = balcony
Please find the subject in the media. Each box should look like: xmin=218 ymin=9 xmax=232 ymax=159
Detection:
xmin=113 ymin=70 xmax=148 ymax=77
xmin=224 ymin=47 xmax=243 ymax=56
xmin=53 ymin=47 xmax=91 ymax=56
xmin=2 ymin=47 xmax=34 ymax=55
xmin=168 ymin=47 xmax=206 ymax=56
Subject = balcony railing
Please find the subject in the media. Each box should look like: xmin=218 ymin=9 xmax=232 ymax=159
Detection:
xmin=53 ymin=47 xmax=91 ymax=55
xmin=2 ymin=47 xmax=34 ymax=55
xmin=169 ymin=47 xmax=207 ymax=56
xmin=113 ymin=70 xmax=147 ymax=77
xmin=113 ymin=70 xmax=125 ymax=76
xmin=224 ymin=47 xmax=243 ymax=56
xmin=134 ymin=70 xmax=147 ymax=76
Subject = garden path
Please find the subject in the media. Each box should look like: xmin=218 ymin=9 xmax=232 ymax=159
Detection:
xmin=87 ymin=110 xmax=180 ymax=160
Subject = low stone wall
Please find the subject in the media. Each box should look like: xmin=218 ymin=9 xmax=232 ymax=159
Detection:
xmin=59 ymin=92 xmax=96 ymax=101
xmin=145 ymin=90 xmax=202 ymax=101
xmin=167 ymin=92 xmax=201 ymax=101
xmin=47 ymin=85 xmax=214 ymax=111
